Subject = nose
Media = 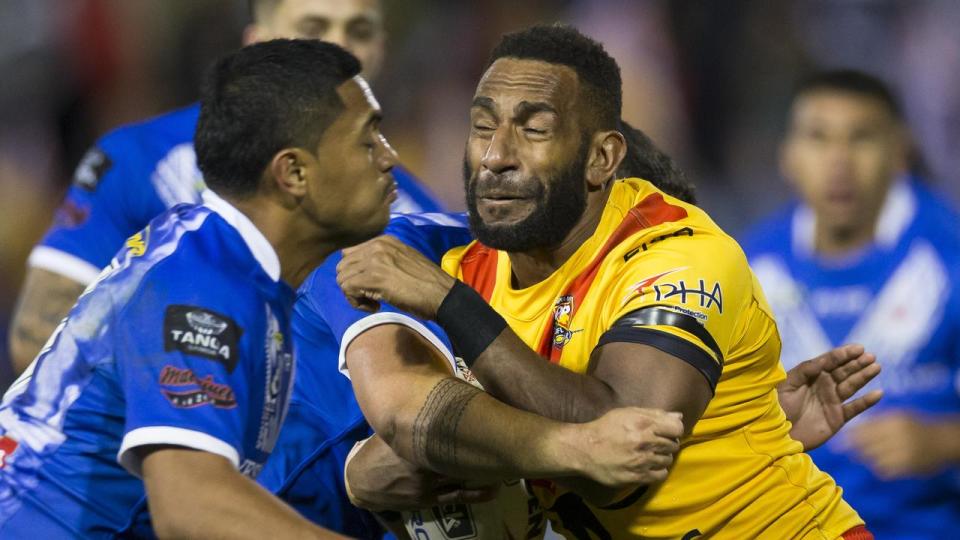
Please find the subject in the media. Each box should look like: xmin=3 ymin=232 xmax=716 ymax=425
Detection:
xmin=325 ymin=26 xmax=348 ymax=51
xmin=480 ymin=127 xmax=519 ymax=174
xmin=375 ymin=133 xmax=399 ymax=173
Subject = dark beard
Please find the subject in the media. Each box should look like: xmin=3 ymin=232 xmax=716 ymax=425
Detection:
xmin=463 ymin=142 xmax=589 ymax=252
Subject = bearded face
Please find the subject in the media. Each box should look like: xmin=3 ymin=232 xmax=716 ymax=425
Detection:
xmin=463 ymin=139 xmax=589 ymax=252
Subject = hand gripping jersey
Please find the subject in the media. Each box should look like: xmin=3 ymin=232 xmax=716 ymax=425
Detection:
xmin=741 ymin=179 xmax=960 ymax=539
xmin=30 ymin=103 xmax=444 ymax=286
xmin=440 ymin=178 xmax=863 ymax=539
xmin=260 ymin=212 xmax=536 ymax=539
xmin=0 ymin=191 xmax=296 ymax=537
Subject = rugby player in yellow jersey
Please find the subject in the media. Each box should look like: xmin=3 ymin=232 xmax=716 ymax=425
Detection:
xmin=337 ymin=25 xmax=876 ymax=539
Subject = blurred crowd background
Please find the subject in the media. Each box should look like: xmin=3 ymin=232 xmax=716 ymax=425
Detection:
xmin=1 ymin=0 xmax=959 ymax=386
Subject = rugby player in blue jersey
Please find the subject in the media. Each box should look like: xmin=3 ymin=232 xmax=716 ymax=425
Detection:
xmin=0 ymin=37 xmax=682 ymax=540
xmin=8 ymin=0 xmax=443 ymax=375
xmin=741 ymin=69 xmax=960 ymax=539
xmin=0 ymin=39 xmax=394 ymax=539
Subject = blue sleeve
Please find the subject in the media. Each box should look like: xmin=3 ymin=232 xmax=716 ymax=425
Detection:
xmin=390 ymin=165 xmax=446 ymax=213
xmin=382 ymin=212 xmax=472 ymax=263
xmin=113 ymin=279 xmax=256 ymax=475
xmin=32 ymin=136 xmax=169 ymax=283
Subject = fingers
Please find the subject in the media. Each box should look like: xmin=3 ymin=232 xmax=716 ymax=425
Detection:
xmin=835 ymin=361 xmax=881 ymax=400
xmin=842 ymin=389 xmax=884 ymax=422
xmin=829 ymin=351 xmax=877 ymax=384
xmin=622 ymin=407 xmax=684 ymax=438
xmin=783 ymin=357 xmax=823 ymax=387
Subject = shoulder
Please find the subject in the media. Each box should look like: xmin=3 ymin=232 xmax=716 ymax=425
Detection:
xmin=81 ymin=105 xmax=199 ymax=194
xmin=100 ymin=104 xmax=199 ymax=147
xmin=385 ymin=212 xmax=472 ymax=261
xmin=131 ymin=207 xmax=258 ymax=298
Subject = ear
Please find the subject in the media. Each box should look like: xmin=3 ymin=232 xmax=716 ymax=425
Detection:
xmin=585 ymin=130 xmax=627 ymax=190
xmin=267 ymin=148 xmax=310 ymax=198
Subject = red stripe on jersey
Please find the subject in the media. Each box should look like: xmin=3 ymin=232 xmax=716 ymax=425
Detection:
xmin=458 ymin=242 xmax=498 ymax=302
xmin=537 ymin=193 xmax=688 ymax=361
xmin=842 ymin=526 xmax=874 ymax=540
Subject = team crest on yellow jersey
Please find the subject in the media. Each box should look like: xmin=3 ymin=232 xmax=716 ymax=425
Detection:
xmin=552 ymin=295 xmax=583 ymax=349
xmin=125 ymin=227 xmax=150 ymax=257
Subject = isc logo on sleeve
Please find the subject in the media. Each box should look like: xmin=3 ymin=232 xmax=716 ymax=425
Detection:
xmin=163 ymin=305 xmax=243 ymax=372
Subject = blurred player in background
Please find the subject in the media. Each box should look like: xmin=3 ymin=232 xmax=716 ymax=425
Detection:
xmin=7 ymin=0 xmax=443 ymax=375
xmin=0 ymin=39 xmax=389 ymax=539
xmin=741 ymin=69 xmax=960 ymax=539
xmin=335 ymin=24 xmax=876 ymax=539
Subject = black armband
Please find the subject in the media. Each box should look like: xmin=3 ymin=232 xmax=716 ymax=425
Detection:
xmin=435 ymin=280 xmax=507 ymax=367
xmin=598 ymin=306 xmax=722 ymax=391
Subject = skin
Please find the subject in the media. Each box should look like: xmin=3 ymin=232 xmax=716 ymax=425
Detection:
xmin=337 ymin=58 xmax=887 ymax=506
xmin=344 ymin=322 xmax=683 ymax=489
xmin=139 ymin=76 xmax=396 ymax=538
xmin=142 ymin=448 xmax=350 ymax=539
xmin=8 ymin=0 xmax=389 ymax=374
xmin=7 ymin=268 xmax=85 ymax=374
xmin=467 ymin=58 xmax=624 ymax=285
xmin=245 ymin=0 xmax=385 ymax=80
xmin=781 ymin=90 xmax=908 ymax=256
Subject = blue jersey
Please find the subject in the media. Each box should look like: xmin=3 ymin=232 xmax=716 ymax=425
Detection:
xmin=740 ymin=180 xmax=960 ymax=539
xmin=258 ymin=213 xmax=471 ymax=537
xmin=0 ymin=191 xmax=296 ymax=538
xmin=30 ymin=103 xmax=444 ymax=286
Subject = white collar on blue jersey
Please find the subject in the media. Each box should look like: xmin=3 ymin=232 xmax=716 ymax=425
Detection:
xmin=792 ymin=178 xmax=916 ymax=258
xmin=201 ymin=189 xmax=281 ymax=282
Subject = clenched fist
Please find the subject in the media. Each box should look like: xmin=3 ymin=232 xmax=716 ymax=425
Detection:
xmin=573 ymin=407 xmax=683 ymax=488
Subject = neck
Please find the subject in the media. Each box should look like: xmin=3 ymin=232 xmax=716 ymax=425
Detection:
xmin=228 ymin=196 xmax=338 ymax=288
xmin=814 ymin=220 xmax=876 ymax=257
xmin=508 ymin=188 xmax=611 ymax=289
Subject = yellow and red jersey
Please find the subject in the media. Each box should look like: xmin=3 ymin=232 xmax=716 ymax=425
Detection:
xmin=441 ymin=178 xmax=862 ymax=539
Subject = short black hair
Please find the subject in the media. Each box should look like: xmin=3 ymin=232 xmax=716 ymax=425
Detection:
xmin=195 ymin=39 xmax=361 ymax=197
xmin=792 ymin=69 xmax=903 ymax=120
xmin=617 ymin=120 xmax=696 ymax=204
xmin=486 ymin=24 xmax=622 ymax=131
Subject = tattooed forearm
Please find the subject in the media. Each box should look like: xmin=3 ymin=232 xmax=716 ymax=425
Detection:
xmin=9 ymin=267 xmax=85 ymax=373
xmin=411 ymin=378 xmax=482 ymax=469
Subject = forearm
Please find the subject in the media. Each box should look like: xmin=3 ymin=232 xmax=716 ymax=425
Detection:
xmin=8 ymin=267 xmax=85 ymax=373
xmin=368 ymin=372 xmax=583 ymax=481
xmin=470 ymin=329 xmax=619 ymax=423
xmin=348 ymin=325 xmax=584 ymax=480
xmin=143 ymin=448 xmax=347 ymax=539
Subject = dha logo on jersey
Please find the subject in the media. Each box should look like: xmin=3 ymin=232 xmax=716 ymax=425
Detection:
xmin=158 ymin=365 xmax=237 ymax=409
xmin=125 ymin=226 xmax=150 ymax=257
xmin=164 ymin=305 xmax=242 ymax=372
xmin=622 ymin=267 xmax=722 ymax=313
xmin=621 ymin=267 xmax=687 ymax=305
xmin=255 ymin=308 xmax=295 ymax=454
xmin=552 ymin=295 xmax=583 ymax=349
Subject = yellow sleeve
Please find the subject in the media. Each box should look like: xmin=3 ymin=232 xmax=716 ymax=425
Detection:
xmin=598 ymin=231 xmax=753 ymax=389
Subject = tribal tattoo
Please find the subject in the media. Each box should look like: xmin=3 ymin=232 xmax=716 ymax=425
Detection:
xmin=412 ymin=378 xmax=482 ymax=468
